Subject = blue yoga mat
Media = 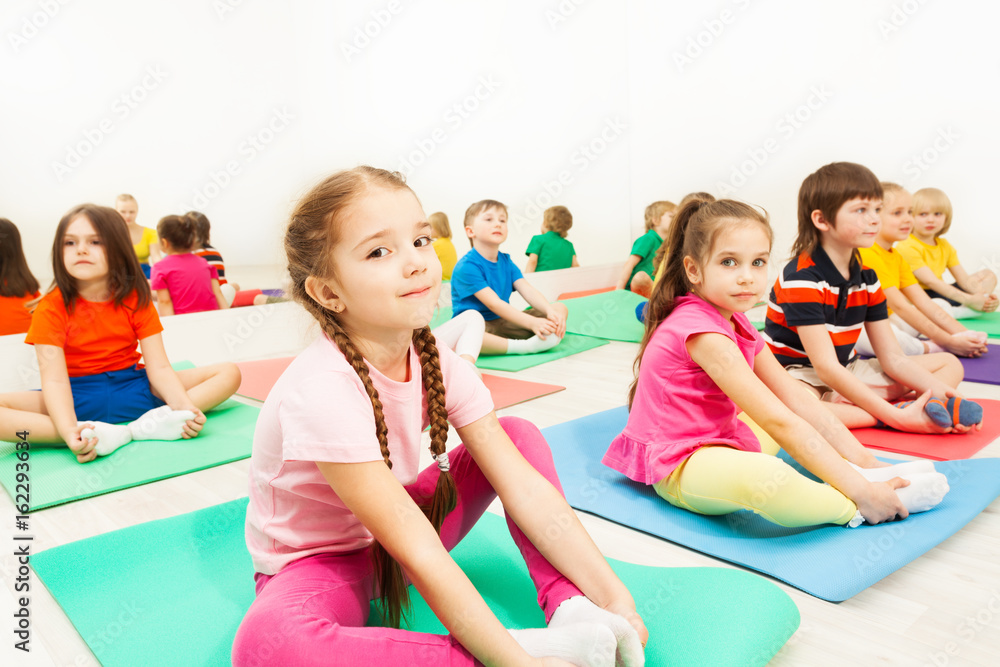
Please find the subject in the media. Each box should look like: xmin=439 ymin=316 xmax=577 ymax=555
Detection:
xmin=543 ymin=407 xmax=1000 ymax=602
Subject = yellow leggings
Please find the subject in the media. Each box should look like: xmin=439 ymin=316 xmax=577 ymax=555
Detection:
xmin=653 ymin=415 xmax=858 ymax=528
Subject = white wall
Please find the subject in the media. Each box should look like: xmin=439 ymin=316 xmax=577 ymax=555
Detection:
xmin=2 ymin=0 xmax=997 ymax=286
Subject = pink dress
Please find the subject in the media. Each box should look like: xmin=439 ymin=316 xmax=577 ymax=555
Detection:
xmin=603 ymin=293 xmax=765 ymax=484
xmin=150 ymin=253 xmax=219 ymax=315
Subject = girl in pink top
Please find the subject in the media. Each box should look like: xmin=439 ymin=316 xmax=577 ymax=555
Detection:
xmin=605 ymin=199 xmax=949 ymax=529
xmin=151 ymin=214 xmax=228 ymax=315
xmin=233 ymin=167 xmax=647 ymax=667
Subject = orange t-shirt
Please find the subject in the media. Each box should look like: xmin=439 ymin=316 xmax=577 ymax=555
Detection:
xmin=25 ymin=289 xmax=163 ymax=377
xmin=0 ymin=292 xmax=39 ymax=336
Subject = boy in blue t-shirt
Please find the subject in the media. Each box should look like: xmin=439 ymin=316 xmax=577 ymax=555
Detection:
xmin=451 ymin=200 xmax=568 ymax=355
xmin=525 ymin=205 xmax=578 ymax=273
xmin=763 ymin=161 xmax=977 ymax=434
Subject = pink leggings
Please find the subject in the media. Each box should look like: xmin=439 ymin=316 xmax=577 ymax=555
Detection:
xmin=231 ymin=416 xmax=582 ymax=667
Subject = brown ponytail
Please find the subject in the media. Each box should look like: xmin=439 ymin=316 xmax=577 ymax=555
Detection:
xmin=285 ymin=166 xmax=456 ymax=628
xmin=628 ymin=198 xmax=771 ymax=408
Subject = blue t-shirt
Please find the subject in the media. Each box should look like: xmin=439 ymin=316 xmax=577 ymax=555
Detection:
xmin=451 ymin=248 xmax=523 ymax=321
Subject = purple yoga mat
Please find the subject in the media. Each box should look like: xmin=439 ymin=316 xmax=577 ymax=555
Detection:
xmin=960 ymin=344 xmax=1000 ymax=385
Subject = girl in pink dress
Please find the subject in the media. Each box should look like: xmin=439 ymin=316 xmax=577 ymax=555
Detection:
xmin=605 ymin=199 xmax=949 ymax=528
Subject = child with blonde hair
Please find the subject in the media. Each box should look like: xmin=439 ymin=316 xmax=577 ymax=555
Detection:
xmin=525 ymin=205 xmax=578 ymax=272
xmin=608 ymin=197 xmax=948 ymax=530
xmin=897 ymin=187 xmax=997 ymax=317
xmin=233 ymin=166 xmax=647 ymax=666
xmin=152 ymin=215 xmax=229 ymax=315
xmin=115 ymin=194 xmax=160 ymax=279
xmin=0 ymin=205 xmax=240 ymax=462
xmin=615 ymin=201 xmax=675 ymax=297
xmin=0 ymin=218 xmax=40 ymax=335
xmin=451 ymin=200 xmax=569 ymax=356
xmin=428 ymin=211 xmax=457 ymax=280
xmin=856 ymin=183 xmax=987 ymax=358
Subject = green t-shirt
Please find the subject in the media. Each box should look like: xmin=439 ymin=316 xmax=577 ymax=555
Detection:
xmin=526 ymin=231 xmax=576 ymax=272
xmin=628 ymin=229 xmax=664 ymax=287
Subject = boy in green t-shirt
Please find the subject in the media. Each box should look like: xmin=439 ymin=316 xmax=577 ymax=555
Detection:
xmin=525 ymin=206 xmax=578 ymax=272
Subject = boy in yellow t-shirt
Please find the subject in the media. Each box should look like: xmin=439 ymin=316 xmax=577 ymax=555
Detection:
xmin=857 ymin=183 xmax=987 ymax=358
xmin=896 ymin=187 xmax=997 ymax=316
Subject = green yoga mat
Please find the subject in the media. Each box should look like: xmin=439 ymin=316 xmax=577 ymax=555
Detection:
xmin=958 ymin=311 xmax=1000 ymax=339
xmin=477 ymin=333 xmax=609 ymax=372
xmin=432 ymin=307 xmax=610 ymax=372
xmin=0 ymin=398 xmax=259 ymax=511
xmin=562 ymin=289 xmax=648 ymax=343
xmin=32 ymin=498 xmax=799 ymax=667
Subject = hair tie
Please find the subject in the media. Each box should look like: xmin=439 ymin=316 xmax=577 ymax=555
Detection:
xmin=432 ymin=451 xmax=450 ymax=473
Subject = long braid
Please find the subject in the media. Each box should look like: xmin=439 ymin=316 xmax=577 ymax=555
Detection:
xmin=412 ymin=326 xmax=456 ymax=528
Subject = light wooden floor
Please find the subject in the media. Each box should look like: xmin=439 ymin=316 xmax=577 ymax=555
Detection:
xmin=2 ymin=294 xmax=999 ymax=666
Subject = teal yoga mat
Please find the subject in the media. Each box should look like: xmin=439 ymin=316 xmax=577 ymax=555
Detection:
xmin=32 ymin=498 xmax=799 ymax=667
xmin=562 ymin=290 xmax=648 ymax=343
xmin=543 ymin=407 xmax=1000 ymax=602
xmin=957 ymin=311 xmax=1000 ymax=340
xmin=0 ymin=398 xmax=259 ymax=511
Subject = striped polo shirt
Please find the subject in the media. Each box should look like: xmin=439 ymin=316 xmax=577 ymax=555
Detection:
xmin=764 ymin=245 xmax=887 ymax=368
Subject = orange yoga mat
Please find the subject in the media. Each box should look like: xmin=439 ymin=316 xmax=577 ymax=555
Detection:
xmin=236 ymin=357 xmax=565 ymax=410
xmin=556 ymin=286 xmax=615 ymax=300
xmin=851 ymin=399 xmax=1000 ymax=461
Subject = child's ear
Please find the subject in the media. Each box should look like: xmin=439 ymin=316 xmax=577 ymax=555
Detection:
xmin=810 ymin=209 xmax=831 ymax=232
xmin=304 ymin=276 xmax=344 ymax=313
xmin=682 ymin=255 xmax=701 ymax=285
xmin=464 ymin=225 xmax=475 ymax=239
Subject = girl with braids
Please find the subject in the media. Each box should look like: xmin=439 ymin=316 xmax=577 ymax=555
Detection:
xmin=234 ymin=167 xmax=647 ymax=667
xmin=604 ymin=199 xmax=949 ymax=530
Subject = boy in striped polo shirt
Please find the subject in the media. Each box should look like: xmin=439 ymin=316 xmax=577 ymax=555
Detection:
xmin=764 ymin=162 xmax=977 ymax=434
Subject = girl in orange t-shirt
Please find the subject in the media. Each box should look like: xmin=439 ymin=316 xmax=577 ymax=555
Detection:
xmin=0 ymin=218 xmax=40 ymax=336
xmin=0 ymin=204 xmax=241 ymax=463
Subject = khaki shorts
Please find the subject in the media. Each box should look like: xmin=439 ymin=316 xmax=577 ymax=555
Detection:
xmin=784 ymin=357 xmax=908 ymax=404
xmin=483 ymin=308 xmax=547 ymax=340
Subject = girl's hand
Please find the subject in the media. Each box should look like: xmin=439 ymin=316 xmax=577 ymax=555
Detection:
xmin=68 ymin=424 xmax=99 ymax=463
xmin=855 ymin=478 xmax=909 ymax=524
xmin=176 ymin=408 xmax=206 ymax=438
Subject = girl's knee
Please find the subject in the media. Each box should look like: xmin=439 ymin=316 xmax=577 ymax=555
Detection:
xmin=498 ymin=416 xmax=551 ymax=461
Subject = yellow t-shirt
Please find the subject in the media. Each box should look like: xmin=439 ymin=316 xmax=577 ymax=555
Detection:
xmin=896 ymin=235 xmax=960 ymax=288
xmin=432 ymin=237 xmax=457 ymax=280
xmin=859 ymin=243 xmax=918 ymax=315
xmin=133 ymin=226 xmax=159 ymax=264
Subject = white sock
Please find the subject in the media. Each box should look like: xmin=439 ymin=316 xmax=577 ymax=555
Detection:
xmin=956 ymin=329 xmax=988 ymax=344
xmin=848 ymin=460 xmax=937 ymax=483
xmin=220 ymin=283 xmax=236 ymax=306
xmin=79 ymin=421 xmax=133 ymax=457
xmin=893 ymin=472 xmax=950 ymax=513
xmin=509 ymin=623 xmax=617 ymax=667
xmin=128 ymin=406 xmax=196 ymax=441
xmin=924 ymin=341 xmax=945 ymax=354
xmin=505 ymin=334 xmax=561 ymax=355
xmin=549 ymin=596 xmax=645 ymax=667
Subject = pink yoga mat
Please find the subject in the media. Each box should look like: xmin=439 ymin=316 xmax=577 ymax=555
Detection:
xmin=959 ymin=344 xmax=1000 ymax=385
xmin=236 ymin=358 xmax=564 ymax=410
xmin=852 ymin=399 xmax=1000 ymax=460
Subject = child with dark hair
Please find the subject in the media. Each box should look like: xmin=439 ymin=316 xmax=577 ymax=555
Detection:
xmin=0 ymin=205 xmax=240 ymax=462
xmin=525 ymin=206 xmax=578 ymax=273
xmin=152 ymin=214 xmax=228 ymax=315
xmin=0 ymin=218 xmax=40 ymax=335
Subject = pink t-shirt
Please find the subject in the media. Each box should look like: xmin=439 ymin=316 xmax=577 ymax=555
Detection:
xmin=603 ymin=293 xmax=765 ymax=484
xmin=150 ymin=253 xmax=219 ymax=315
xmin=245 ymin=333 xmax=494 ymax=575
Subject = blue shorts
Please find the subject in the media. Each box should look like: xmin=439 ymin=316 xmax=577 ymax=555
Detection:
xmin=70 ymin=366 xmax=165 ymax=423
xmin=140 ymin=262 xmax=151 ymax=279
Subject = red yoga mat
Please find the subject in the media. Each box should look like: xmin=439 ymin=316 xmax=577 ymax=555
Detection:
xmin=557 ymin=286 xmax=615 ymax=300
xmin=236 ymin=357 xmax=565 ymax=410
xmin=852 ymin=398 xmax=1000 ymax=461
